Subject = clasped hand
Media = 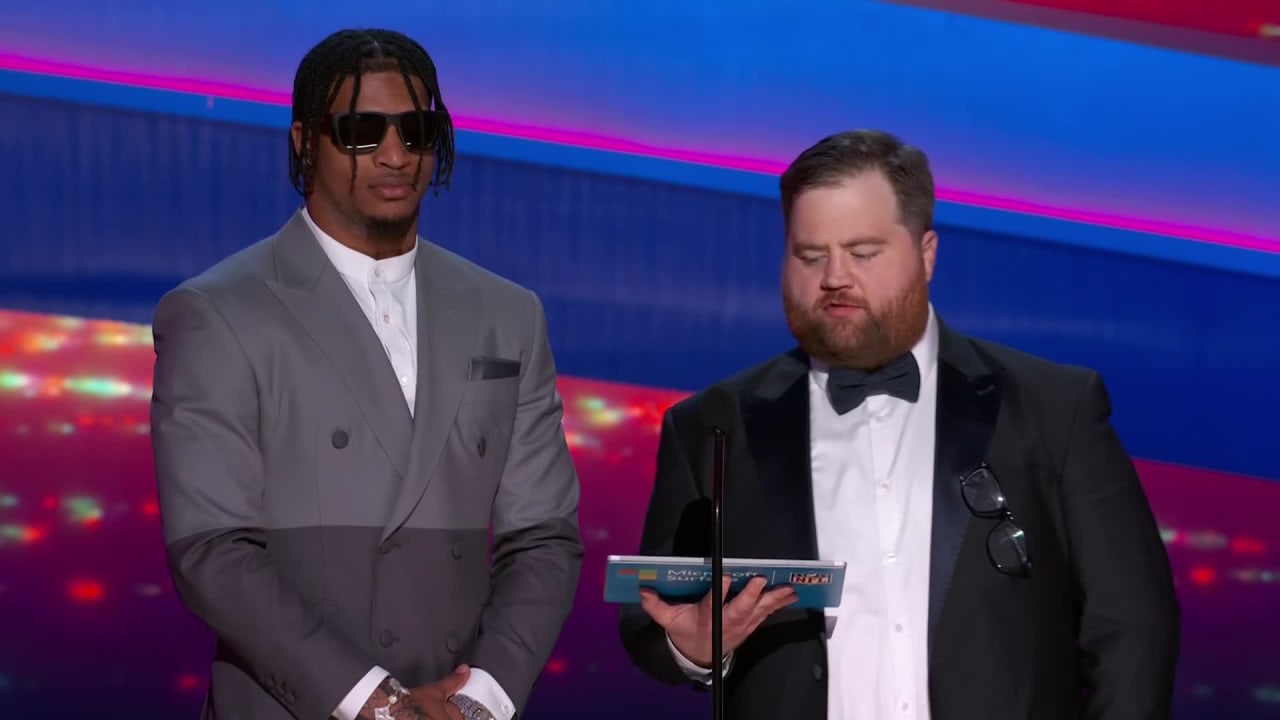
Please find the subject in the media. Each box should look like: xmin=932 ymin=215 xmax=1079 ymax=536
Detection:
xmin=360 ymin=665 xmax=471 ymax=720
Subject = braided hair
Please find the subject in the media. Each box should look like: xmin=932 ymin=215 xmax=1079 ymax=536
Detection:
xmin=288 ymin=29 xmax=456 ymax=197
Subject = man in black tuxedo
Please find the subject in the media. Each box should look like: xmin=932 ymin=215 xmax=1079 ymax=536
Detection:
xmin=618 ymin=130 xmax=1179 ymax=719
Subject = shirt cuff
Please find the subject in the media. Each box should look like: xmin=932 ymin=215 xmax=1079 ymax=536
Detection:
xmin=665 ymin=633 xmax=734 ymax=684
xmin=332 ymin=666 xmax=390 ymax=720
xmin=456 ymin=667 xmax=517 ymax=720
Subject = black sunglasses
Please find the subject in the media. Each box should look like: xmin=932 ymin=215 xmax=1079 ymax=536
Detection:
xmin=960 ymin=464 xmax=1031 ymax=576
xmin=321 ymin=110 xmax=447 ymax=154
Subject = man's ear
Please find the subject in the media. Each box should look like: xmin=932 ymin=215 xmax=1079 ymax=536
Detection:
xmin=290 ymin=121 xmax=306 ymax=158
xmin=921 ymin=229 xmax=938 ymax=283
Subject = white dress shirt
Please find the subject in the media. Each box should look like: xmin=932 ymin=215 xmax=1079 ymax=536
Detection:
xmin=301 ymin=209 xmax=516 ymax=720
xmin=673 ymin=306 xmax=941 ymax=720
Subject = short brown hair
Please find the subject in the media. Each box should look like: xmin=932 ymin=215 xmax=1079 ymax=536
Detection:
xmin=779 ymin=129 xmax=934 ymax=239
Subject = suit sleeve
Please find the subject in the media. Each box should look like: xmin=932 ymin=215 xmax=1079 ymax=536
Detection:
xmin=466 ymin=291 xmax=584 ymax=714
xmin=1061 ymin=372 xmax=1180 ymax=719
xmin=618 ymin=408 xmax=711 ymax=686
xmin=150 ymin=287 xmax=375 ymax=720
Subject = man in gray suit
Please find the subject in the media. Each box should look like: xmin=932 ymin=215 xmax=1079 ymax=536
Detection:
xmin=150 ymin=29 xmax=583 ymax=720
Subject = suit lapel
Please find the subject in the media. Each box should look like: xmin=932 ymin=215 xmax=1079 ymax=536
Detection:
xmin=265 ymin=211 xmax=414 ymax=480
xmin=382 ymin=243 xmax=477 ymax=542
xmin=927 ymin=322 xmax=1002 ymax=655
xmin=744 ymin=350 xmax=819 ymax=561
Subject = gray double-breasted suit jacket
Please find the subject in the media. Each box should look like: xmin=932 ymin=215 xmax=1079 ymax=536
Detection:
xmin=150 ymin=211 xmax=583 ymax=719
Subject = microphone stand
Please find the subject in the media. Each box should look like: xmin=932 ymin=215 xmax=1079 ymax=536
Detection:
xmin=710 ymin=426 xmax=727 ymax=720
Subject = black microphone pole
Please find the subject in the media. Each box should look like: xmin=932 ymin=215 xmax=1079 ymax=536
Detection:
xmin=711 ymin=423 xmax=726 ymax=720
xmin=700 ymin=383 xmax=738 ymax=720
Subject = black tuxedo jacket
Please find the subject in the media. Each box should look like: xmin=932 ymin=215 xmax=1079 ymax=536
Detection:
xmin=619 ymin=321 xmax=1179 ymax=719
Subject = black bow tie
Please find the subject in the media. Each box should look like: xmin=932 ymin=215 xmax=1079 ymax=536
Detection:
xmin=826 ymin=353 xmax=921 ymax=415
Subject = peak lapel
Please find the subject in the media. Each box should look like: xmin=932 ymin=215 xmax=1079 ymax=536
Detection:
xmin=382 ymin=244 xmax=476 ymax=542
xmin=744 ymin=350 xmax=819 ymax=561
xmin=264 ymin=211 xmax=413 ymax=480
xmin=927 ymin=322 xmax=1002 ymax=655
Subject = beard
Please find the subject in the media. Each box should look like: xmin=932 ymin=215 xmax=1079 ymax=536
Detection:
xmin=364 ymin=212 xmax=418 ymax=245
xmin=784 ymin=270 xmax=931 ymax=371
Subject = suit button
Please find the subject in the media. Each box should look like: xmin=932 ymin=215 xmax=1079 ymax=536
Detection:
xmin=331 ymin=430 xmax=349 ymax=449
xmin=477 ymin=436 xmax=486 ymax=457
xmin=813 ymin=663 xmax=824 ymax=680
xmin=451 ymin=543 xmax=462 ymax=559
xmin=379 ymin=629 xmax=398 ymax=648
xmin=445 ymin=634 xmax=459 ymax=652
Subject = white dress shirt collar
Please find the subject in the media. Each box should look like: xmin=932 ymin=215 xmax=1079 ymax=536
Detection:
xmin=300 ymin=206 xmax=417 ymax=284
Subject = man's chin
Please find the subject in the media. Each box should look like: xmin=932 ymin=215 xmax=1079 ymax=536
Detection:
xmin=822 ymin=319 xmax=870 ymax=346
xmin=364 ymin=209 xmax=418 ymax=230
xmin=367 ymin=207 xmax=418 ymax=223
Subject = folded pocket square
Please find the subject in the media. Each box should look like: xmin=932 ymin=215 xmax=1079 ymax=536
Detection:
xmin=469 ymin=356 xmax=521 ymax=380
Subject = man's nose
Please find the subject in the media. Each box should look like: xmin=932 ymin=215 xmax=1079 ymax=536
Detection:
xmin=373 ymin=128 xmax=412 ymax=169
xmin=820 ymin=254 xmax=855 ymax=290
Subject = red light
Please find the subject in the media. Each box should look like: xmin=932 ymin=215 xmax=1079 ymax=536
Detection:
xmin=545 ymin=658 xmax=568 ymax=674
xmin=1190 ymin=567 xmax=1217 ymax=586
xmin=41 ymin=495 xmax=57 ymax=509
xmin=176 ymin=674 xmax=201 ymax=692
xmin=68 ymin=579 xmax=106 ymax=602
xmin=1229 ymin=537 xmax=1266 ymax=555
xmin=140 ymin=500 xmax=160 ymax=516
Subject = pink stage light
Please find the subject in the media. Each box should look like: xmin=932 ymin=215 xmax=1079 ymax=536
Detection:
xmin=0 ymin=51 xmax=1275 ymax=254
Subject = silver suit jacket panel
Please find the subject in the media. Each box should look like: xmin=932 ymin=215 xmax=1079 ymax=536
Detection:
xmin=150 ymin=211 xmax=584 ymax=719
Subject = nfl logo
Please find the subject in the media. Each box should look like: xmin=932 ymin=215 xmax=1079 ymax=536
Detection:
xmin=789 ymin=572 xmax=831 ymax=586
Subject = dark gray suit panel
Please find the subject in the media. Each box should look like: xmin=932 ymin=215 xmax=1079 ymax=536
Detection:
xmin=462 ymin=290 xmax=584 ymax=709
xmin=151 ymin=214 xmax=583 ymax=719
xmin=153 ymin=284 xmax=374 ymax=720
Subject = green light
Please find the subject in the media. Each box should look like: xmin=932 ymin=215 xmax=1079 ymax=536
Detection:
xmin=0 ymin=371 xmax=30 ymax=392
xmin=62 ymin=377 xmax=134 ymax=398
xmin=65 ymin=495 xmax=104 ymax=523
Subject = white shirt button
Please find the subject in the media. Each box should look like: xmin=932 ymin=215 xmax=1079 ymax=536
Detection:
xmin=373 ymin=267 xmax=382 ymax=278
xmin=900 ymin=702 xmax=910 ymax=712
xmin=876 ymin=483 xmax=890 ymax=495
xmin=895 ymin=623 xmax=903 ymax=633
xmin=883 ymin=552 xmax=897 ymax=563
xmin=382 ymin=313 xmax=391 ymax=324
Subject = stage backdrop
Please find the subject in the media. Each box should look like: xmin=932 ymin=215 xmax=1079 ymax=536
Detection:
xmin=0 ymin=2 xmax=1278 ymax=718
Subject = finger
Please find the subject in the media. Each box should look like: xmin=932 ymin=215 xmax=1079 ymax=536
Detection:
xmin=749 ymin=594 xmax=798 ymax=630
xmin=427 ymin=701 xmax=466 ymax=720
xmin=700 ymin=575 xmax=733 ymax=609
xmin=726 ymin=585 xmax=797 ymax=636
xmin=640 ymin=589 xmax=677 ymax=627
xmin=729 ymin=575 xmax=768 ymax=606
xmin=760 ymin=585 xmax=799 ymax=611
xmin=440 ymin=665 xmax=471 ymax=695
xmin=721 ymin=571 xmax=768 ymax=617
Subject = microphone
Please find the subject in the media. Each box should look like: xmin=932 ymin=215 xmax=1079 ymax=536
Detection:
xmin=699 ymin=382 xmax=739 ymax=720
